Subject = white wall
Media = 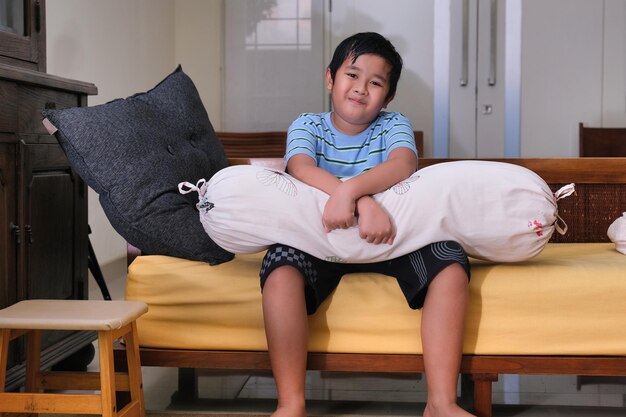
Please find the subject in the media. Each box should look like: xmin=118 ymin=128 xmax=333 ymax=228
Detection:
xmin=175 ymin=0 xmax=223 ymax=127
xmin=602 ymin=0 xmax=626 ymax=127
xmin=46 ymin=0 xmax=224 ymax=265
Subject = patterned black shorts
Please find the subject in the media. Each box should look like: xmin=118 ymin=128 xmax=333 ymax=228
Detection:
xmin=260 ymin=241 xmax=471 ymax=315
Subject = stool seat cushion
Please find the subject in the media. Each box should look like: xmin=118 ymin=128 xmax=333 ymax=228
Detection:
xmin=0 ymin=300 xmax=148 ymax=330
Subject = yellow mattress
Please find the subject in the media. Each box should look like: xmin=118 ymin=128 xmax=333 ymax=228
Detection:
xmin=125 ymin=243 xmax=626 ymax=355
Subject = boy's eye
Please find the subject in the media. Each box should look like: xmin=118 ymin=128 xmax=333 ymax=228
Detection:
xmin=371 ymin=81 xmax=383 ymax=87
xmin=346 ymin=73 xmax=357 ymax=79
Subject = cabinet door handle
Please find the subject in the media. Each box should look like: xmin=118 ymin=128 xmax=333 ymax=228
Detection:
xmin=25 ymin=225 xmax=34 ymax=244
xmin=10 ymin=222 xmax=21 ymax=245
xmin=487 ymin=0 xmax=497 ymax=86
xmin=460 ymin=0 xmax=469 ymax=87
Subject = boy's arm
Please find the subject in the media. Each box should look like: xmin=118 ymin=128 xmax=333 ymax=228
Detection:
xmin=324 ymin=147 xmax=417 ymax=242
xmin=340 ymin=147 xmax=417 ymax=198
xmin=288 ymin=147 xmax=417 ymax=239
xmin=287 ymin=154 xmax=357 ymax=231
xmin=287 ymin=154 xmax=343 ymax=194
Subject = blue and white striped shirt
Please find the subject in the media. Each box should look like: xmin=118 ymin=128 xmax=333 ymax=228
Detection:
xmin=285 ymin=111 xmax=417 ymax=178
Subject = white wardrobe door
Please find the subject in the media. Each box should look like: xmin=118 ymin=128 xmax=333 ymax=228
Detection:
xmin=444 ymin=0 xmax=608 ymax=158
xmin=447 ymin=0 xmax=517 ymax=158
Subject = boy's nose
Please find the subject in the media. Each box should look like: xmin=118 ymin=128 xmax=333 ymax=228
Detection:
xmin=354 ymin=84 xmax=367 ymax=94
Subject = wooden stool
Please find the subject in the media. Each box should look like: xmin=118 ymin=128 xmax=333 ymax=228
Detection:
xmin=0 ymin=299 xmax=148 ymax=417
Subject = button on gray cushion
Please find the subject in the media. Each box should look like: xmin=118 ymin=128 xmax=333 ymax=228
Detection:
xmin=42 ymin=66 xmax=233 ymax=265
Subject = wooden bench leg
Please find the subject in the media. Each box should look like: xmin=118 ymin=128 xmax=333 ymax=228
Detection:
xmin=172 ymin=368 xmax=198 ymax=404
xmin=471 ymin=373 xmax=498 ymax=417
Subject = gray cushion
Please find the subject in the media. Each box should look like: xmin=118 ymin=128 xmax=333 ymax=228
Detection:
xmin=42 ymin=66 xmax=233 ymax=264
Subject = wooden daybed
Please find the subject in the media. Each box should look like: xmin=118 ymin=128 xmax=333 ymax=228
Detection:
xmin=113 ymin=156 xmax=626 ymax=417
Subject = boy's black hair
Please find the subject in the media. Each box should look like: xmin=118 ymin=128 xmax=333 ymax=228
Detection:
xmin=328 ymin=32 xmax=403 ymax=100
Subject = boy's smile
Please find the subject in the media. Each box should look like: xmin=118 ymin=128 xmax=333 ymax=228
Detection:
xmin=326 ymin=53 xmax=394 ymax=135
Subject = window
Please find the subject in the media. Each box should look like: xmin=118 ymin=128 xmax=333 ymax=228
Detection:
xmin=244 ymin=0 xmax=312 ymax=51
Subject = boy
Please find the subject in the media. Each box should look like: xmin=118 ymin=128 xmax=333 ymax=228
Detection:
xmin=261 ymin=32 xmax=475 ymax=417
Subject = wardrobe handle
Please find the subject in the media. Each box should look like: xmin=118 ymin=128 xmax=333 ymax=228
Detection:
xmin=487 ymin=0 xmax=497 ymax=86
xmin=10 ymin=222 xmax=21 ymax=245
xmin=25 ymin=225 xmax=34 ymax=244
xmin=460 ymin=0 xmax=469 ymax=87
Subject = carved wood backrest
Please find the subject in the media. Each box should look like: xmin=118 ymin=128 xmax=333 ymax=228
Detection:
xmin=217 ymin=131 xmax=425 ymax=159
xmin=216 ymin=131 xmax=287 ymax=158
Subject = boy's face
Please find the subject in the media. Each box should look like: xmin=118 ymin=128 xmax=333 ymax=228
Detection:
xmin=326 ymin=53 xmax=394 ymax=135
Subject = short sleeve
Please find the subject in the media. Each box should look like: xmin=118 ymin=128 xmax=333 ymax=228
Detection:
xmin=382 ymin=113 xmax=418 ymax=158
xmin=285 ymin=113 xmax=319 ymax=163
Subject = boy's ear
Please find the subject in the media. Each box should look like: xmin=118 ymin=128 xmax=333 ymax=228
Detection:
xmin=325 ymin=68 xmax=334 ymax=91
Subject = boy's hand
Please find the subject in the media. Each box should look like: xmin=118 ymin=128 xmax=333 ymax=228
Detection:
xmin=322 ymin=189 xmax=357 ymax=232
xmin=356 ymin=196 xmax=395 ymax=245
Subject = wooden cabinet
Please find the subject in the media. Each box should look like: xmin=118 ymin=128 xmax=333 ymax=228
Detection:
xmin=1 ymin=0 xmax=98 ymax=389
xmin=0 ymin=65 xmax=97 ymax=390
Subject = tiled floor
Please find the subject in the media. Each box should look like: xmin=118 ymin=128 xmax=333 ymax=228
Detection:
xmin=88 ymin=268 xmax=626 ymax=416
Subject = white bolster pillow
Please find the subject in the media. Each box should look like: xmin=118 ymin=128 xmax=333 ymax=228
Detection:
xmin=181 ymin=160 xmax=574 ymax=263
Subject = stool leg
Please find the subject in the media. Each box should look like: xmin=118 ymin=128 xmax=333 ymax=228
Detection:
xmin=0 ymin=328 xmax=9 ymax=392
xmin=0 ymin=329 xmax=9 ymax=417
xmin=25 ymin=330 xmax=41 ymax=393
xmin=99 ymin=330 xmax=117 ymax=417
xmin=124 ymin=322 xmax=145 ymax=417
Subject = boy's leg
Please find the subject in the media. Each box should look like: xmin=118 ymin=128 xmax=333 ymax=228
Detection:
xmin=262 ymin=265 xmax=308 ymax=417
xmin=421 ymin=263 xmax=475 ymax=417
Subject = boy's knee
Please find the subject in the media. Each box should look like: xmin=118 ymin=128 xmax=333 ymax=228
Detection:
xmin=447 ymin=262 xmax=468 ymax=277
xmin=265 ymin=265 xmax=305 ymax=286
xmin=434 ymin=263 xmax=469 ymax=288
